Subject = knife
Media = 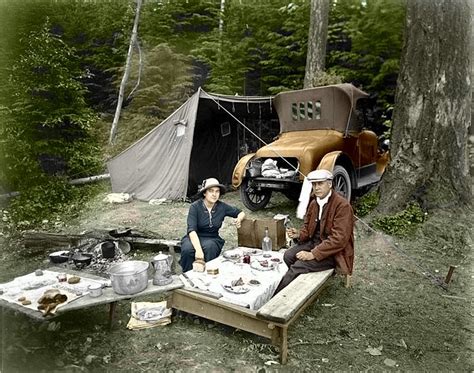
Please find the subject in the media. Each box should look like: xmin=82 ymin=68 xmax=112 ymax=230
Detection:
xmin=181 ymin=273 xmax=195 ymax=288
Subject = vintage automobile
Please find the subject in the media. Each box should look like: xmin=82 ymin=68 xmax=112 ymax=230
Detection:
xmin=232 ymin=83 xmax=390 ymax=211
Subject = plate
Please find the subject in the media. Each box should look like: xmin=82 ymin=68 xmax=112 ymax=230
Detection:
xmin=221 ymin=283 xmax=250 ymax=294
xmin=250 ymin=260 xmax=275 ymax=271
xmin=222 ymin=250 xmax=241 ymax=260
xmin=243 ymin=248 xmax=263 ymax=256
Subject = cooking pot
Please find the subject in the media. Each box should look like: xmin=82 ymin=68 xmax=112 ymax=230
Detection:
xmin=101 ymin=241 xmax=116 ymax=258
xmin=88 ymin=283 xmax=103 ymax=297
xmin=108 ymin=260 xmax=149 ymax=295
xmin=49 ymin=250 xmax=70 ymax=264
xmin=72 ymin=253 xmax=93 ymax=268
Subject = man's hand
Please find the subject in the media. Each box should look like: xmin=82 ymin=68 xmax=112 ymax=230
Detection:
xmin=296 ymin=251 xmax=315 ymax=261
xmin=286 ymin=227 xmax=299 ymax=239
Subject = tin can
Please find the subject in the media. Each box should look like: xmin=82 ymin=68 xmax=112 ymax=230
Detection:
xmin=243 ymin=255 xmax=250 ymax=264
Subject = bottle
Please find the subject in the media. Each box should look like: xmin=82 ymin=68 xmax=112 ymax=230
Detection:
xmin=262 ymin=227 xmax=272 ymax=257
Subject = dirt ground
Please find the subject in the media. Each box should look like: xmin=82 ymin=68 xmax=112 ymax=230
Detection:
xmin=0 ymin=187 xmax=472 ymax=372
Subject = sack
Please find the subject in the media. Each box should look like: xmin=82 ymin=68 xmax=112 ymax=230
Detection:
xmin=237 ymin=218 xmax=285 ymax=250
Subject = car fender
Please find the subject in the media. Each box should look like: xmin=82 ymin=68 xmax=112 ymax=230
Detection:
xmin=317 ymin=151 xmax=342 ymax=172
xmin=232 ymin=153 xmax=255 ymax=188
xmin=317 ymin=151 xmax=356 ymax=187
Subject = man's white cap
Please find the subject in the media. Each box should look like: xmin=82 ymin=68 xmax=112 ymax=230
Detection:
xmin=307 ymin=169 xmax=333 ymax=182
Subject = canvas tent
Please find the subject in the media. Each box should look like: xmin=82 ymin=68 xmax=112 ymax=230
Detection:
xmin=107 ymin=88 xmax=278 ymax=201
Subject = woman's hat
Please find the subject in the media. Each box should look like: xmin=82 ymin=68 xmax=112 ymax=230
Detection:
xmin=198 ymin=178 xmax=226 ymax=197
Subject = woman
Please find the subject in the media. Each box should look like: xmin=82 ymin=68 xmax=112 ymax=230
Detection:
xmin=180 ymin=178 xmax=245 ymax=272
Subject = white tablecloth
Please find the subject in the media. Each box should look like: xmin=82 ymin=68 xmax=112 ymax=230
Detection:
xmin=184 ymin=247 xmax=287 ymax=310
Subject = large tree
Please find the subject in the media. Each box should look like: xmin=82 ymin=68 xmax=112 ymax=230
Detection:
xmin=378 ymin=0 xmax=471 ymax=213
xmin=303 ymin=0 xmax=330 ymax=88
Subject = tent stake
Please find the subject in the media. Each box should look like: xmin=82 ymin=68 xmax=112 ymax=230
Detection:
xmin=444 ymin=265 xmax=456 ymax=284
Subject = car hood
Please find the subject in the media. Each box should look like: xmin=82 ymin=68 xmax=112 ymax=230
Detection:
xmin=255 ymin=130 xmax=344 ymax=159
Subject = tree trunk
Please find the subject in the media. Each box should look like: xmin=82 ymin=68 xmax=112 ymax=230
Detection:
xmin=109 ymin=0 xmax=142 ymax=145
xmin=378 ymin=0 xmax=471 ymax=213
xmin=303 ymin=0 xmax=330 ymax=88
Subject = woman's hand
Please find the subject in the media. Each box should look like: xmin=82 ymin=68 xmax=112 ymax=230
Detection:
xmin=286 ymin=227 xmax=299 ymax=239
xmin=234 ymin=211 xmax=246 ymax=229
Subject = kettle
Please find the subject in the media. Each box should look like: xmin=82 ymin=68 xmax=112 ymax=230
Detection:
xmin=151 ymin=251 xmax=173 ymax=286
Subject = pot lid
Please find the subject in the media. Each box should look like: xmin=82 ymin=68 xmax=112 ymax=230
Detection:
xmin=153 ymin=251 xmax=169 ymax=261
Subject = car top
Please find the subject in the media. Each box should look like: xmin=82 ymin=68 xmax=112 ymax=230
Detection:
xmin=273 ymin=83 xmax=368 ymax=135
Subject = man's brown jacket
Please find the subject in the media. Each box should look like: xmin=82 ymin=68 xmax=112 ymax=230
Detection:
xmin=299 ymin=191 xmax=354 ymax=275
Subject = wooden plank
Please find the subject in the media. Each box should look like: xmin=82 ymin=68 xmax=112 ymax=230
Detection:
xmin=122 ymin=237 xmax=181 ymax=251
xmin=256 ymin=269 xmax=334 ymax=324
xmin=170 ymin=289 xmax=275 ymax=339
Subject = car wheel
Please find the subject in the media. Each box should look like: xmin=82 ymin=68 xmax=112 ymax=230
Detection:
xmin=240 ymin=178 xmax=272 ymax=211
xmin=332 ymin=165 xmax=351 ymax=201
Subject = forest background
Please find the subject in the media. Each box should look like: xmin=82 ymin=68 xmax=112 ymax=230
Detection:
xmin=0 ymin=0 xmax=405 ymax=229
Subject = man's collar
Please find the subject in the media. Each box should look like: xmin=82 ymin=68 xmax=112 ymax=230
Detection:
xmin=316 ymin=190 xmax=332 ymax=205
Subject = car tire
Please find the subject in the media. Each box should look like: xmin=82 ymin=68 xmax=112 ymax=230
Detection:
xmin=240 ymin=178 xmax=272 ymax=211
xmin=332 ymin=165 xmax=351 ymax=201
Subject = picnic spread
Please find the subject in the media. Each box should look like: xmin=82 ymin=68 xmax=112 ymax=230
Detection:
xmin=0 ymin=269 xmax=109 ymax=316
xmin=0 ymin=218 xmax=336 ymax=364
xmin=181 ymin=247 xmax=287 ymax=310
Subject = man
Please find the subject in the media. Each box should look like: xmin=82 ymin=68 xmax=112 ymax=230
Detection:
xmin=274 ymin=169 xmax=354 ymax=294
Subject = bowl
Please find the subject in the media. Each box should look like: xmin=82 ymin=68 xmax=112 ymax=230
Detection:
xmin=108 ymin=260 xmax=149 ymax=295
xmin=49 ymin=250 xmax=70 ymax=264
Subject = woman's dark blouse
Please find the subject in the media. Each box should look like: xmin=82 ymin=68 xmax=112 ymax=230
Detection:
xmin=187 ymin=199 xmax=241 ymax=238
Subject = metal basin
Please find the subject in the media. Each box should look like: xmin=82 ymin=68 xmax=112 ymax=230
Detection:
xmin=108 ymin=260 xmax=149 ymax=295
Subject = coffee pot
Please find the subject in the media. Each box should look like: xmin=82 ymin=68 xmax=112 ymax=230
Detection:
xmin=151 ymin=251 xmax=173 ymax=286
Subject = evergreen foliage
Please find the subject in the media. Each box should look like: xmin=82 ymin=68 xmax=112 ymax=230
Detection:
xmin=0 ymin=21 xmax=102 ymax=226
xmin=0 ymin=0 xmax=407 ymax=229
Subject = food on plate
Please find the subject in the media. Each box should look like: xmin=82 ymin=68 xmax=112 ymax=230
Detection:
xmin=223 ymin=251 xmax=241 ymax=260
xmin=249 ymin=279 xmax=260 ymax=285
xmin=37 ymin=289 xmax=68 ymax=316
xmin=21 ymin=299 xmax=31 ymax=305
xmin=270 ymin=257 xmax=281 ymax=263
xmin=231 ymin=277 xmax=245 ymax=287
xmin=17 ymin=296 xmax=26 ymax=302
xmin=259 ymin=260 xmax=269 ymax=267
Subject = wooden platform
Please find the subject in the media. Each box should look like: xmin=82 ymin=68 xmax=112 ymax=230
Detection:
xmin=168 ymin=269 xmax=334 ymax=364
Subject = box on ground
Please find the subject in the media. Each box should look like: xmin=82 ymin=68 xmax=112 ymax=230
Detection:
xmin=237 ymin=218 xmax=286 ymax=250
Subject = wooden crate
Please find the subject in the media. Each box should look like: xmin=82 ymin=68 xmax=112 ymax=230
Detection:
xmin=237 ymin=218 xmax=286 ymax=250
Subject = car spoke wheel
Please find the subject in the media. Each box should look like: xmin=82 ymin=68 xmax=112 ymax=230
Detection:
xmin=332 ymin=165 xmax=351 ymax=201
xmin=240 ymin=179 xmax=272 ymax=211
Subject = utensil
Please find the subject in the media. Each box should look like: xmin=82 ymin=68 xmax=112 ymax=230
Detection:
xmin=181 ymin=272 xmax=195 ymax=287
xmin=108 ymin=260 xmax=149 ymax=295
xmin=151 ymin=251 xmax=173 ymax=286
xmin=88 ymin=283 xmax=103 ymax=297
xmin=108 ymin=228 xmax=132 ymax=237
